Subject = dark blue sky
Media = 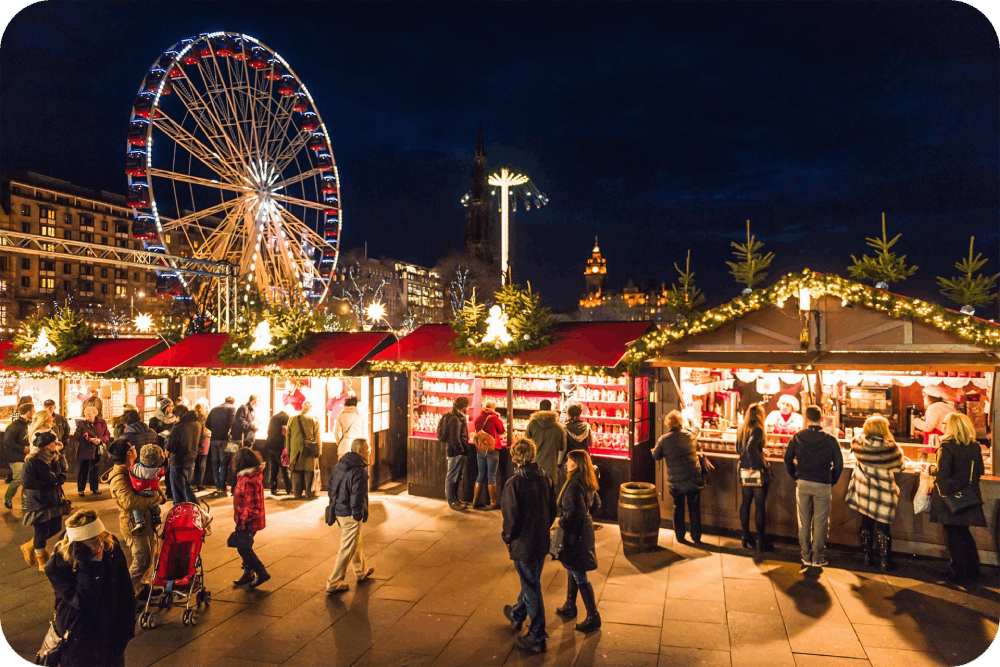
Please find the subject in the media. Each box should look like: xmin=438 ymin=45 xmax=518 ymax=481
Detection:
xmin=2 ymin=1 xmax=998 ymax=312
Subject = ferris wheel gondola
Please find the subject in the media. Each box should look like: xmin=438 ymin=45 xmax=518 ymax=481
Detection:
xmin=124 ymin=31 xmax=342 ymax=308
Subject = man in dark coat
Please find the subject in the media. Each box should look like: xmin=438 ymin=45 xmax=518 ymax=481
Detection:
xmin=325 ymin=438 xmax=375 ymax=593
xmin=166 ymin=406 xmax=201 ymax=504
xmin=440 ymin=396 xmax=470 ymax=510
xmin=784 ymin=405 xmax=844 ymax=568
xmin=231 ymin=396 xmax=259 ymax=448
xmin=43 ymin=399 xmax=70 ymax=444
xmin=652 ymin=411 xmax=705 ymax=544
xmin=3 ymin=403 xmax=33 ymax=510
xmin=264 ymin=409 xmax=292 ymax=495
xmin=205 ymin=397 xmax=237 ymax=496
xmin=501 ymin=437 xmax=557 ymax=654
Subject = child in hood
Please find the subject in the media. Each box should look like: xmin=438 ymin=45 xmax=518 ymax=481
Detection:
xmin=129 ymin=444 xmax=165 ymax=534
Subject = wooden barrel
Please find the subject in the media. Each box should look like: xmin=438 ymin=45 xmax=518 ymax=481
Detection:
xmin=618 ymin=482 xmax=660 ymax=553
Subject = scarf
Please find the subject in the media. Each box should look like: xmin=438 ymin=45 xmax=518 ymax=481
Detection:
xmin=153 ymin=408 xmax=178 ymax=426
xmin=565 ymin=419 xmax=591 ymax=443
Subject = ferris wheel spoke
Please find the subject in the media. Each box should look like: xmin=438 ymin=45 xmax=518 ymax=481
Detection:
xmin=154 ymin=110 xmax=242 ymax=181
xmin=275 ymin=204 xmax=330 ymax=248
xmin=271 ymin=168 xmax=320 ymax=191
xmin=148 ymin=168 xmax=246 ymax=194
xmin=170 ymin=78 xmax=245 ymax=173
xmin=156 ymin=198 xmax=239 ymax=232
xmin=210 ymin=55 xmax=256 ymax=164
xmin=270 ymin=131 xmax=312 ymax=176
xmin=183 ymin=65 xmax=250 ymax=171
xmin=264 ymin=95 xmax=298 ymax=164
xmin=270 ymin=192 xmax=330 ymax=212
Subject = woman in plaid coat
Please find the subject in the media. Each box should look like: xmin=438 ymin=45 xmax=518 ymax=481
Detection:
xmin=231 ymin=448 xmax=270 ymax=588
xmin=845 ymin=416 xmax=903 ymax=571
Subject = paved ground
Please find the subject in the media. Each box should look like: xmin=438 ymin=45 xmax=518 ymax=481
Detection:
xmin=1 ymin=480 xmax=998 ymax=667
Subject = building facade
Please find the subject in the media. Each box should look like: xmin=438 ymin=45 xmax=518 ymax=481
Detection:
xmin=395 ymin=262 xmax=446 ymax=324
xmin=0 ymin=172 xmax=173 ymax=331
xmin=578 ymin=238 xmax=673 ymax=322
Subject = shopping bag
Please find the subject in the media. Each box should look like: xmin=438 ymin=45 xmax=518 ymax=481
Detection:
xmin=913 ymin=470 xmax=933 ymax=514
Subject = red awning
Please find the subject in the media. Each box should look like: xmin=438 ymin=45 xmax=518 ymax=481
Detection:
xmin=140 ymin=332 xmax=392 ymax=373
xmin=0 ymin=338 xmax=163 ymax=375
xmin=370 ymin=322 xmax=654 ymax=369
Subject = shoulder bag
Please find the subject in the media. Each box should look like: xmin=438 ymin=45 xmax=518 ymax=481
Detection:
xmin=473 ymin=430 xmax=496 ymax=454
xmin=35 ymin=616 xmax=68 ymax=666
xmin=297 ymin=418 xmax=320 ymax=459
xmin=738 ymin=445 xmax=762 ymax=487
xmin=936 ymin=459 xmax=982 ymax=514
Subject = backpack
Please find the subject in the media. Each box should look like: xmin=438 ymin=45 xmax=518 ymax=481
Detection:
xmin=436 ymin=413 xmax=453 ymax=443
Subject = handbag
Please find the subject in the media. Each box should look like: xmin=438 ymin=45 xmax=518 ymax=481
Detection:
xmin=296 ymin=418 xmax=320 ymax=459
xmin=739 ymin=468 xmax=763 ymax=487
xmin=549 ymin=526 xmax=564 ymax=560
xmin=224 ymin=440 xmax=241 ymax=455
xmin=35 ymin=617 xmax=67 ymax=666
xmin=473 ymin=430 xmax=496 ymax=454
xmin=698 ymin=451 xmax=714 ymax=483
xmin=913 ymin=470 xmax=933 ymax=514
xmin=937 ymin=460 xmax=982 ymax=514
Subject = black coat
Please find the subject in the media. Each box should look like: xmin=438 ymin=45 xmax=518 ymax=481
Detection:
xmin=736 ymin=425 xmax=770 ymax=484
xmin=45 ymin=537 xmax=135 ymax=667
xmin=3 ymin=415 xmax=29 ymax=463
xmin=265 ymin=412 xmax=290 ymax=453
xmin=166 ymin=411 xmax=201 ymax=467
xmin=328 ymin=452 xmax=369 ymax=521
xmin=22 ymin=454 xmax=65 ymax=515
xmin=205 ymin=403 xmax=236 ymax=441
xmin=930 ymin=438 xmax=988 ymax=527
xmin=440 ymin=410 xmax=469 ymax=457
xmin=123 ymin=422 xmax=158 ymax=450
xmin=501 ymin=463 xmax=557 ymax=562
xmin=784 ymin=426 xmax=844 ymax=485
xmin=556 ymin=476 xmax=598 ymax=572
xmin=231 ymin=404 xmax=257 ymax=446
xmin=652 ymin=428 xmax=705 ymax=495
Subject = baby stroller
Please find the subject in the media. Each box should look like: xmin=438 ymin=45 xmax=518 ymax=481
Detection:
xmin=138 ymin=502 xmax=213 ymax=629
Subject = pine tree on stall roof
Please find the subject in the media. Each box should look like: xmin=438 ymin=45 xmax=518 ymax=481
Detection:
xmin=937 ymin=236 xmax=999 ymax=309
xmin=726 ymin=220 xmax=774 ymax=290
xmin=667 ymin=249 xmax=706 ymax=317
xmin=847 ymin=212 xmax=918 ymax=285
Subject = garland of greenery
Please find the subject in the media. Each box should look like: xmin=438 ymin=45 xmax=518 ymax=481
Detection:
xmin=4 ymin=309 xmax=95 ymax=368
xmin=217 ymin=306 xmax=320 ymax=366
xmin=451 ymin=284 xmax=555 ymax=360
xmin=625 ymin=269 xmax=1000 ymax=365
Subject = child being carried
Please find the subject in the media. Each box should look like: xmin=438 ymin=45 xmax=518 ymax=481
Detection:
xmin=130 ymin=444 xmax=165 ymax=533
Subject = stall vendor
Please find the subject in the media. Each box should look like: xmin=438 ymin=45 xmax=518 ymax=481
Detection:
xmin=912 ymin=385 xmax=955 ymax=445
xmin=765 ymin=394 xmax=803 ymax=441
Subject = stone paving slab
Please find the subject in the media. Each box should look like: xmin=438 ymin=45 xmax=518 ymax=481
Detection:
xmin=1 ymin=480 xmax=998 ymax=667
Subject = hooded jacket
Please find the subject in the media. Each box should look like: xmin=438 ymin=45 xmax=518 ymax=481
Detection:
xmin=166 ymin=410 xmax=202 ymax=467
xmin=525 ymin=411 xmax=566 ymax=481
xmin=328 ymin=451 xmax=369 ymax=521
xmin=233 ymin=465 xmax=266 ymax=532
xmin=564 ymin=418 xmax=592 ymax=453
xmin=501 ymin=462 xmax=557 ymax=562
xmin=784 ymin=425 xmax=844 ymax=485
xmin=205 ymin=402 xmax=236 ymax=441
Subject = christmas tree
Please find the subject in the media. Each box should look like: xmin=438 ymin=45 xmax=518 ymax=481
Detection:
xmin=667 ymin=249 xmax=706 ymax=317
xmin=726 ymin=220 xmax=774 ymax=290
xmin=848 ymin=212 xmax=917 ymax=285
xmin=937 ymin=236 xmax=999 ymax=310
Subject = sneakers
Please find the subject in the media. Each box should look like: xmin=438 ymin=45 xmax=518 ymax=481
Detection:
xmin=503 ymin=605 xmax=523 ymax=632
xmin=356 ymin=567 xmax=375 ymax=582
xmin=248 ymin=571 xmax=271 ymax=589
xmin=327 ymin=582 xmax=349 ymax=594
xmin=812 ymin=557 xmax=829 ymax=568
xmin=514 ymin=634 xmax=547 ymax=653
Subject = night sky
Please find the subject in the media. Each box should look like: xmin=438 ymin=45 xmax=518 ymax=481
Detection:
xmin=2 ymin=1 xmax=998 ymax=313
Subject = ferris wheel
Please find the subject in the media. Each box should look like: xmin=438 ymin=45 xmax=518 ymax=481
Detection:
xmin=124 ymin=32 xmax=341 ymax=310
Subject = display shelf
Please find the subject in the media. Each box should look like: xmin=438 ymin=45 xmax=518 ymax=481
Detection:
xmin=413 ymin=403 xmax=453 ymax=409
xmin=590 ymin=449 xmax=630 ymax=460
xmin=577 ymin=400 xmax=628 ymax=407
xmin=418 ymin=389 xmax=472 ymax=396
xmin=588 ymin=416 xmax=629 ymax=424
xmin=579 ymin=383 xmax=627 ymax=390
xmin=412 ymin=430 xmax=438 ymax=439
xmin=511 ymin=389 xmax=560 ymax=396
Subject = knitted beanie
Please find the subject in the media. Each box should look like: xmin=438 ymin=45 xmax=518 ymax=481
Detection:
xmin=140 ymin=444 xmax=165 ymax=467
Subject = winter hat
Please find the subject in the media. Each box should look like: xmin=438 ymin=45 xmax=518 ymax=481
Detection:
xmin=33 ymin=431 xmax=57 ymax=449
xmin=158 ymin=398 xmax=173 ymax=412
xmin=140 ymin=444 xmax=165 ymax=467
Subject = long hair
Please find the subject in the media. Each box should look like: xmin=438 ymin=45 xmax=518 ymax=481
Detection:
xmin=943 ymin=412 xmax=976 ymax=445
xmin=54 ymin=509 xmax=114 ymax=571
xmin=193 ymin=400 xmax=209 ymax=423
xmin=558 ymin=449 xmax=599 ymax=504
xmin=27 ymin=411 xmax=53 ymax=444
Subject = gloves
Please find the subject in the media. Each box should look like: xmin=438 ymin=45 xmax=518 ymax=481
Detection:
xmin=55 ymin=473 xmax=67 ymax=485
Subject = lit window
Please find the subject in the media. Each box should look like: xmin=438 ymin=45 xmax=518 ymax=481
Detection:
xmin=115 ymin=285 xmax=127 ymax=296
xmin=41 ymin=225 xmax=55 ymax=238
xmin=40 ymin=278 xmax=55 ymax=292
xmin=373 ymin=376 xmax=390 ymax=432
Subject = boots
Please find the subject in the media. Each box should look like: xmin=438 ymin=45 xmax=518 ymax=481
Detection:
xmin=20 ymin=540 xmax=36 ymax=566
xmin=488 ymin=484 xmax=499 ymax=510
xmin=575 ymin=582 xmax=601 ymax=633
xmin=233 ymin=569 xmax=255 ymax=586
xmin=876 ymin=531 xmax=897 ymax=572
xmin=555 ymin=573 xmax=578 ymax=619
xmin=859 ymin=526 xmax=874 ymax=567
xmin=741 ymin=533 xmax=756 ymax=550
xmin=36 ymin=549 xmax=49 ymax=572
xmin=473 ymin=483 xmax=484 ymax=509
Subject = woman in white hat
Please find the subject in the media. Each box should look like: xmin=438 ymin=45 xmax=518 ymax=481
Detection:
xmin=43 ymin=508 xmax=136 ymax=667
xmin=764 ymin=394 xmax=803 ymax=442
xmin=912 ymin=385 xmax=955 ymax=445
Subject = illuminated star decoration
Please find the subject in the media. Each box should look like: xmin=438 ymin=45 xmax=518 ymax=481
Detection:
xmin=481 ymin=305 xmax=513 ymax=346
xmin=134 ymin=313 xmax=154 ymax=333
xmin=23 ymin=328 xmax=57 ymax=359
xmin=247 ymin=321 xmax=276 ymax=353
xmin=365 ymin=301 xmax=387 ymax=324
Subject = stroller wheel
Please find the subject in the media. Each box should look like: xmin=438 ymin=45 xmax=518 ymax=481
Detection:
xmin=147 ymin=614 xmax=157 ymax=629
xmin=196 ymin=590 xmax=210 ymax=607
xmin=182 ymin=610 xmax=191 ymax=626
xmin=138 ymin=612 xmax=148 ymax=629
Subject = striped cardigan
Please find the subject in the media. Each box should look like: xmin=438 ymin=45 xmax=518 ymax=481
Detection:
xmin=845 ymin=435 xmax=904 ymax=524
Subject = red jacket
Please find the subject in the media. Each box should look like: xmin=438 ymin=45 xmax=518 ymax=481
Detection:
xmin=233 ymin=467 xmax=265 ymax=532
xmin=475 ymin=409 xmax=506 ymax=447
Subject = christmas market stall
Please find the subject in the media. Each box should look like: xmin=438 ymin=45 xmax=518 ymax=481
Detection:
xmin=626 ymin=270 xmax=1000 ymax=562
xmin=370 ymin=319 xmax=654 ymax=518
xmin=138 ymin=330 xmax=405 ymax=489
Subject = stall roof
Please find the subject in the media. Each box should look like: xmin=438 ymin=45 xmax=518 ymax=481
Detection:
xmin=139 ymin=332 xmax=392 ymax=374
xmin=650 ymin=350 xmax=1000 ymax=372
xmin=0 ymin=338 xmax=163 ymax=375
xmin=370 ymin=322 xmax=654 ymax=370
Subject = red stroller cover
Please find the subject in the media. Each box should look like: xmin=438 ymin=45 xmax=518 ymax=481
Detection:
xmin=152 ymin=503 xmax=206 ymax=588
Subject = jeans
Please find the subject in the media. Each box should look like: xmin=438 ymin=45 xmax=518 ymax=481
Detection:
xmin=566 ymin=568 xmax=590 ymax=585
xmin=33 ymin=516 xmax=63 ymax=550
xmin=210 ymin=440 xmax=232 ymax=492
xmin=265 ymin=449 xmax=291 ymax=494
xmin=943 ymin=524 xmax=980 ymax=582
xmin=476 ymin=449 xmax=499 ymax=485
xmin=740 ymin=484 xmax=768 ymax=543
xmin=511 ymin=559 xmax=547 ymax=642
xmin=234 ymin=529 xmax=266 ymax=575
xmin=4 ymin=461 xmax=23 ymax=506
xmin=796 ymin=480 xmax=832 ymax=564
xmin=194 ymin=453 xmax=210 ymax=488
xmin=445 ymin=455 xmax=464 ymax=504
xmin=169 ymin=464 xmax=197 ymax=504
xmin=77 ymin=458 xmax=100 ymax=493
xmin=671 ymin=490 xmax=702 ymax=542
xmin=326 ymin=515 xmax=367 ymax=589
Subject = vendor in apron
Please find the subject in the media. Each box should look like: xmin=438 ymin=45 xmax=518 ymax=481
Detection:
xmin=912 ymin=385 xmax=955 ymax=445
xmin=764 ymin=394 xmax=803 ymax=444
